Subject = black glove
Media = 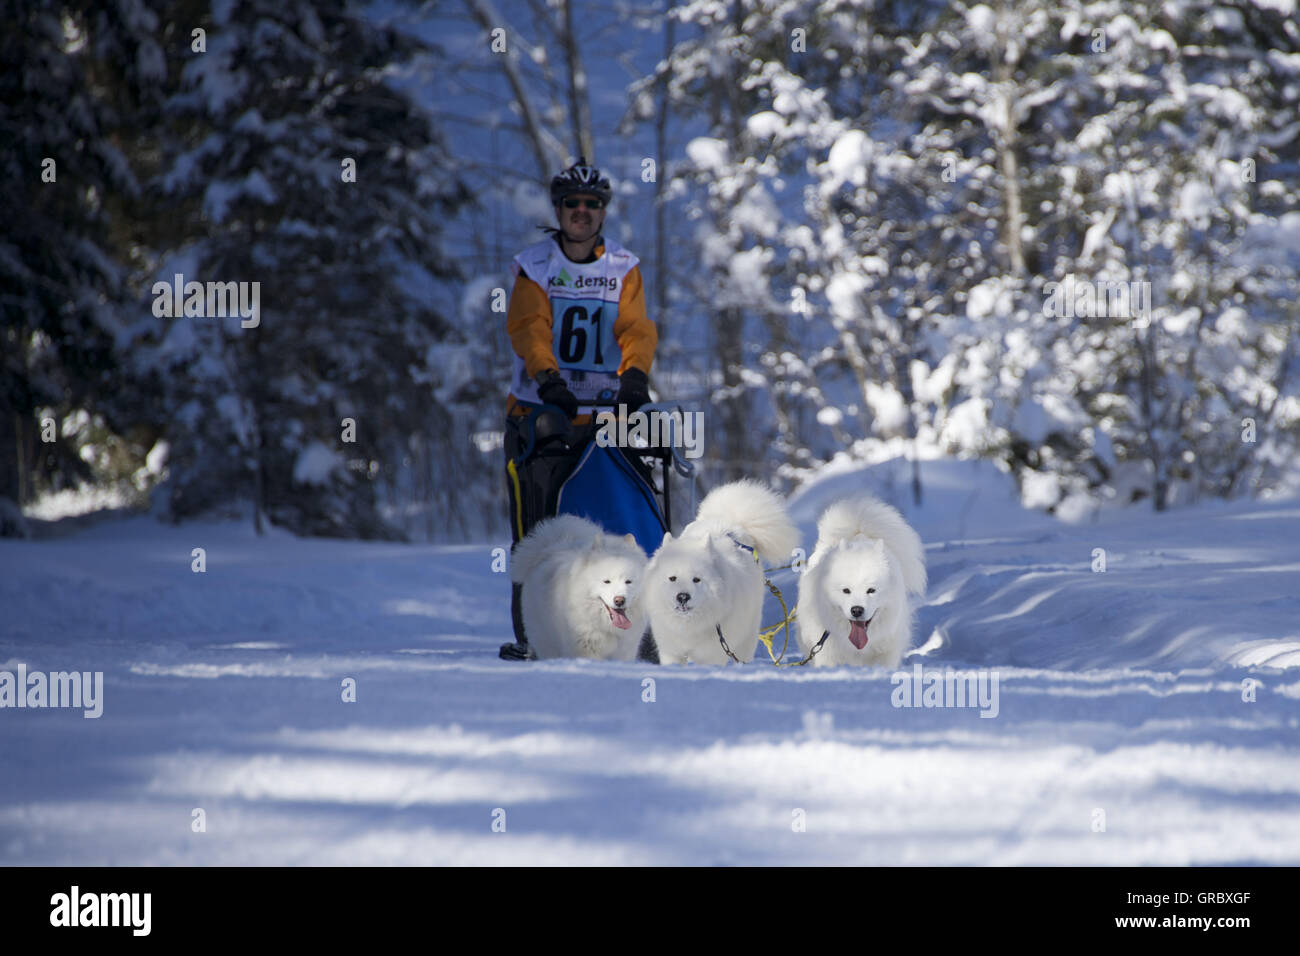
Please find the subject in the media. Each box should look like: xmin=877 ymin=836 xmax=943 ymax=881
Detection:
xmin=615 ymin=367 xmax=652 ymax=413
xmin=536 ymin=369 xmax=579 ymax=418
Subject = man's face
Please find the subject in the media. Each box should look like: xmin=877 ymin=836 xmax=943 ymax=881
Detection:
xmin=557 ymin=192 xmax=605 ymax=242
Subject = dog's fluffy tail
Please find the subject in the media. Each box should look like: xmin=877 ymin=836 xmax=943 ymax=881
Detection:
xmin=693 ymin=479 xmax=799 ymax=564
xmin=815 ymin=495 xmax=927 ymax=596
xmin=509 ymin=514 xmax=606 ymax=583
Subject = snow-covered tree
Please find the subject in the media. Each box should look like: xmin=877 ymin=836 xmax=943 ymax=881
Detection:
xmin=628 ymin=0 xmax=1300 ymax=512
xmin=123 ymin=0 xmax=475 ymax=537
xmin=0 ymin=0 xmax=165 ymax=533
xmin=1011 ymin=0 xmax=1300 ymax=511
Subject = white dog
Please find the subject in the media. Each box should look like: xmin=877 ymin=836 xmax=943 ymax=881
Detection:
xmin=796 ymin=494 xmax=926 ymax=668
xmin=644 ymin=480 xmax=799 ymax=665
xmin=510 ymin=515 xmax=648 ymax=661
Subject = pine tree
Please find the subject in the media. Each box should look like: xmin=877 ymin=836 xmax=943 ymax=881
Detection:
xmin=130 ymin=0 xmax=474 ymax=537
xmin=0 ymin=0 xmax=165 ymax=533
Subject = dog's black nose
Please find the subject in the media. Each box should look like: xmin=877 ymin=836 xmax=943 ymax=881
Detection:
xmin=613 ymin=596 xmax=625 ymax=608
xmin=676 ymin=592 xmax=690 ymax=605
xmin=851 ymin=605 xmax=864 ymax=618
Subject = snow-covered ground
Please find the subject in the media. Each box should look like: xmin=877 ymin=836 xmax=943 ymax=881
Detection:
xmin=2 ymin=458 xmax=1299 ymax=865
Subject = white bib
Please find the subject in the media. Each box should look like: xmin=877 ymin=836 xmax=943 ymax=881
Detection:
xmin=510 ymin=236 xmax=640 ymax=411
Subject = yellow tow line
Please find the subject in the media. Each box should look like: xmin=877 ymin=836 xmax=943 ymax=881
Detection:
xmin=741 ymin=549 xmax=798 ymax=665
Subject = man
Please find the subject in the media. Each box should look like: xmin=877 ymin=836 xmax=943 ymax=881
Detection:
xmin=499 ymin=156 xmax=659 ymax=660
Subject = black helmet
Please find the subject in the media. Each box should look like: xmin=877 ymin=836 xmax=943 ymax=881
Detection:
xmin=550 ymin=156 xmax=612 ymax=206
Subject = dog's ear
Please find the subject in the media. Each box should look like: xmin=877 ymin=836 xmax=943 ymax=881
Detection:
xmin=661 ymin=531 xmax=673 ymax=546
xmin=624 ymin=533 xmax=637 ymax=545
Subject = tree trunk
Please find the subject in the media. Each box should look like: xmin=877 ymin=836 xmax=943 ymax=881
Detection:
xmin=653 ymin=5 xmax=673 ymax=342
xmin=715 ymin=304 xmax=749 ymax=483
xmin=993 ymin=50 xmax=1026 ymax=277
xmin=0 ymin=410 xmax=21 ymax=505
xmin=463 ymin=0 xmax=562 ymax=178
xmin=559 ymin=0 xmax=593 ymax=162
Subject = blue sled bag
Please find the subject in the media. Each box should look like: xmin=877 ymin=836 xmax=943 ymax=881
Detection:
xmin=554 ymin=442 xmax=667 ymax=556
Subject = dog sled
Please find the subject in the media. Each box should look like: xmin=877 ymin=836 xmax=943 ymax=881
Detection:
xmin=504 ymin=401 xmax=697 ymax=661
xmin=504 ymin=401 xmax=696 ymax=552
xmin=503 ymin=402 xmax=831 ymax=667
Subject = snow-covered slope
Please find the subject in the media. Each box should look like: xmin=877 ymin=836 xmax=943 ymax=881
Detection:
xmin=2 ymin=458 xmax=1298 ymax=864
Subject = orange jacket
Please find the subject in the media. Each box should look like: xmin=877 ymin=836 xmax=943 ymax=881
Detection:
xmin=505 ymin=242 xmax=657 ymax=417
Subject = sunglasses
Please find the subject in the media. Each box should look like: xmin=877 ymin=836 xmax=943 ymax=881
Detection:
xmin=562 ymin=198 xmax=605 ymax=210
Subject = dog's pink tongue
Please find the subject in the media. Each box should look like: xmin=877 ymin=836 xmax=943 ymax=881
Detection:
xmin=609 ymin=607 xmax=632 ymax=630
xmin=848 ymin=620 xmax=869 ymax=650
